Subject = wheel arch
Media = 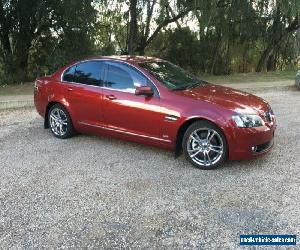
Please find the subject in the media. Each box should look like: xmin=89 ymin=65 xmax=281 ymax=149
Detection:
xmin=175 ymin=117 xmax=228 ymax=157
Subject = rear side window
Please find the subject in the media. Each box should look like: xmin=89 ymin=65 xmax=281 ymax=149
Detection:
xmin=74 ymin=61 xmax=103 ymax=86
xmin=62 ymin=66 xmax=76 ymax=82
xmin=62 ymin=61 xmax=104 ymax=86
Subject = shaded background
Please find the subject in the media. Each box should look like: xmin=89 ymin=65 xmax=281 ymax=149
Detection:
xmin=0 ymin=0 xmax=299 ymax=84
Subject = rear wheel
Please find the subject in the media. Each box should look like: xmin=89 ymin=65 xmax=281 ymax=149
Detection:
xmin=182 ymin=121 xmax=227 ymax=169
xmin=48 ymin=104 xmax=74 ymax=139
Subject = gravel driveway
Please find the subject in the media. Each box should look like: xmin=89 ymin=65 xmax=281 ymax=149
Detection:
xmin=0 ymin=89 xmax=299 ymax=249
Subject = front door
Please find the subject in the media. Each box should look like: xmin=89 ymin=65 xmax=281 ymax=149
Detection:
xmin=102 ymin=61 xmax=166 ymax=141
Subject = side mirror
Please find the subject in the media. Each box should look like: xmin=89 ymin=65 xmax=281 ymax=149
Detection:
xmin=135 ymin=86 xmax=154 ymax=96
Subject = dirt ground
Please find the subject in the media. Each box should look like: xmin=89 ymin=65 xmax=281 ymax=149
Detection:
xmin=0 ymin=88 xmax=299 ymax=249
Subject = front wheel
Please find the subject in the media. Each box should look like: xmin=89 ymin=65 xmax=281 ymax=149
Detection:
xmin=48 ymin=104 xmax=74 ymax=139
xmin=182 ymin=121 xmax=227 ymax=170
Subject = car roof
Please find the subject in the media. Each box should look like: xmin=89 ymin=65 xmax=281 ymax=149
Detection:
xmin=53 ymin=55 xmax=165 ymax=80
xmin=83 ymin=55 xmax=164 ymax=64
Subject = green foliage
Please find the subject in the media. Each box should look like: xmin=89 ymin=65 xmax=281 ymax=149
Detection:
xmin=94 ymin=1 xmax=128 ymax=54
xmin=0 ymin=0 xmax=97 ymax=84
xmin=0 ymin=0 xmax=299 ymax=84
xmin=147 ymin=0 xmax=300 ymax=74
xmin=147 ymin=28 xmax=202 ymax=73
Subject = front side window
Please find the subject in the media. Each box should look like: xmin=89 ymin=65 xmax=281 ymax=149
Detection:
xmin=106 ymin=65 xmax=133 ymax=91
xmin=105 ymin=62 xmax=148 ymax=93
xmin=139 ymin=61 xmax=206 ymax=90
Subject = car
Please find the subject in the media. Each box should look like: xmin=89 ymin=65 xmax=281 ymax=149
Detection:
xmin=34 ymin=56 xmax=276 ymax=169
xmin=296 ymin=70 xmax=300 ymax=88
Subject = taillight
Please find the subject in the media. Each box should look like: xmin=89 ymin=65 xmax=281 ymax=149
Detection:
xmin=34 ymin=80 xmax=38 ymax=91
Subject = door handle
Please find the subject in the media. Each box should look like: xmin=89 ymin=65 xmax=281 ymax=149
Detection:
xmin=67 ymin=87 xmax=73 ymax=92
xmin=105 ymin=94 xmax=117 ymax=100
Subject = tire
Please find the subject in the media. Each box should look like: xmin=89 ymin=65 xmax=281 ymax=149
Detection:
xmin=182 ymin=120 xmax=227 ymax=170
xmin=48 ymin=104 xmax=74 ymax=139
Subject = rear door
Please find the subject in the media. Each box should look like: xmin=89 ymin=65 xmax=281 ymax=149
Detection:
xmin=61 ymin=60 xmax=105 ymax=127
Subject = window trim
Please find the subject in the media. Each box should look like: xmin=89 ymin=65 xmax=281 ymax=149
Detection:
xmin=60 ymin=59 xmax=160 ymax=97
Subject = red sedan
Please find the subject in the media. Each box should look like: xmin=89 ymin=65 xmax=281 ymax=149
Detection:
xmin=34 ymin=56 xmax=276 ymax=169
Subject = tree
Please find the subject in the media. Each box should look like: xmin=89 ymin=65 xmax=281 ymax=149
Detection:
xmin=125 ymin=0 xmax=205 ymax=55
xmin=0 ymin=0 xmax=55 ymax=82
xmin=0 ymin=0 xmax=96 ymax=83
xmin=1 ymin=0 xmax=300 ymax=84
xmin=255 ymin=0 xmax=300 ymax=72
xmin=128 ymin=0 xmax=138 ymax=54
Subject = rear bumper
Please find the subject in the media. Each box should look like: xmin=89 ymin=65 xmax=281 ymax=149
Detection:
xmin=34 ymin=90 xmax=46 ymax=118
xmin=227 ymin=123 xmax=276 ymax=160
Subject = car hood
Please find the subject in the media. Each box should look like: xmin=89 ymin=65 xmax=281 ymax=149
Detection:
xmin=176 ymin=83 xmax=269 ymax=114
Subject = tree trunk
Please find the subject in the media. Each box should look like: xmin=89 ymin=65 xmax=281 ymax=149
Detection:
xmin=210 ymin=34 xmax=221 ymax=74
xmin=166 ymin=4 xmax=181 ymax=30
xmin=136 ymin=6 xmax=199 ymax=55
xmin=128 ymin=0 xmax=138 ymax=55
xmin=267 ymin=54 xmax=276 ymax=71
xmin=255 ymin=43 xmax=275 ymax=72
xmin=0 ymin=1 xmax=12 ymax=63
xmin=255 ymin=6 xmax=299 ymax=72
xmin=137 ymin=46 xmax=145 ymax=56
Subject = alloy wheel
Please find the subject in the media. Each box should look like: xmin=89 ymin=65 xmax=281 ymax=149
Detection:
xmin=49 ymin=108 xmax=68 ymax=136
xmin=187 ymin=128 xmax=224 ymax=167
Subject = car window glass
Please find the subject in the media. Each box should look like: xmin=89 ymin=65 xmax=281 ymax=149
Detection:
xmin=62 ymin=65 xmax=76 ymax=82
xmin=105 ymin=62 xmax=154 ymax=94
xmin=139 ymin=61 xmax=205 ymax=90
xmin=127 ymin=66 xmax=148 ymax=88
xmin=127 ymin=65 xmax=159 ymax=96
xmin=106 ymin=64 xmax=135 ymax=93
xmin=74 ymin=61 xmax=103 ymax=86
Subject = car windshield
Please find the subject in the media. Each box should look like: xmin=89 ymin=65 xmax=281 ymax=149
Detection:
xmin=139 ymin=61 xmax=206 ymax=90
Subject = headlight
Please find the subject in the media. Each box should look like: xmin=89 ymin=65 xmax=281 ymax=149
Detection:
xmin=232 ymin=114 xmax=264 ymax=128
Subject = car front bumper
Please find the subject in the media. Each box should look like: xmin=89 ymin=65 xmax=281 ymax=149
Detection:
xmin=227 ymin=122 xmax=276 ymax=160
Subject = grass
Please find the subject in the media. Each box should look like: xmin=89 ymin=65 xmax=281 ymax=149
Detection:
xmin=201 ymin=70 xmax=297 ymax=84
xmin=0 ymin=82 xmax=33 ymax=96
xmin=0 ymin=70 xmax=297 ymax=96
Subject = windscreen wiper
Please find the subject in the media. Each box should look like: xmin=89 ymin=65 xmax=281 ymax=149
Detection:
xmin=173 ymin=81 xmax=206 ymax=91
xmin=172 ymin=85 xmax=190 ymax=91
xmin=186 ymin=81 xmax=205 ymax=89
